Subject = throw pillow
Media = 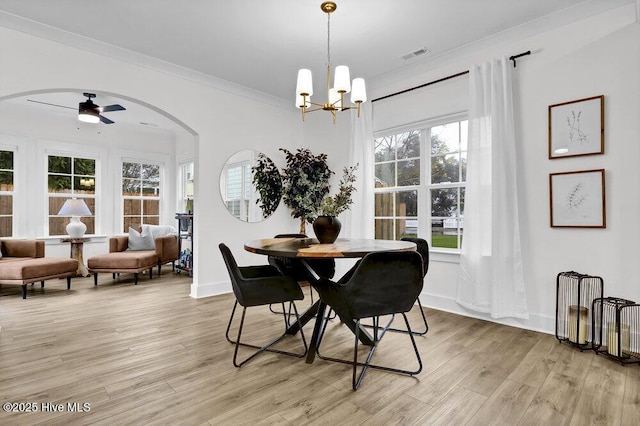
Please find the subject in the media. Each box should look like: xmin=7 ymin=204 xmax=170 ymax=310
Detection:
xmin=127 ymin=226 xmax=155 ymax=251
xmin=141 ymin=224 xmax=178 ymax=239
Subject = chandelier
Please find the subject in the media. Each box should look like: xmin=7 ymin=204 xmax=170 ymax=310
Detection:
xmin=295 ymin=1 xmax=367 ymax=123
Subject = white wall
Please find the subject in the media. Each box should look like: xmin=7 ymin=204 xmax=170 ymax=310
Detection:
xmin=3 ymin=5 xmax=636 ymax=336
xmin=370 ymin=3 xmax=640 ymax=333
xmin=0 ymin=102 xmax=179 ymax=260
xmin=0 ymin=25 xmax=305 ymax=298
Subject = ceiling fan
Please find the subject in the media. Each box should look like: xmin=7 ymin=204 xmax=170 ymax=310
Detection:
xmin=27 ymin=92 xmax=126 ymax=124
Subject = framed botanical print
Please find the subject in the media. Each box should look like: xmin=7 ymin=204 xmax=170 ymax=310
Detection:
xmin=548 ymin=95 xmax=604 ymax=159
xmin=549 ymin=169 xmax=606 ymax=228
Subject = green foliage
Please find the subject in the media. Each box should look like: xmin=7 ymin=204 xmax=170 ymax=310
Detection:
xmin=318 ymin=164 xmax=358 ymax=216
xmin=251 ymin=153 xmax=282 ymax=219
xmin=431 ymin=234 xmax=460 ymax=249
xmin=48 ymin=155 xmax=96 ymax=192
xmin=430 ymin=134 xmax=466 ymax=217
xmin=280 ymin=148 xmax=332 ymax=226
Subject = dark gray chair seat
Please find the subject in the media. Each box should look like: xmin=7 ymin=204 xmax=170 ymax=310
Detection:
xmin=314 ymin=250 xmax=424 ymax=390
xmin=219 ymin=243 xmax=307 ymax=367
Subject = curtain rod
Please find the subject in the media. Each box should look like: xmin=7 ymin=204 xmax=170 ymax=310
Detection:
xmin=371 ymin=50 xmax=531 ymax=103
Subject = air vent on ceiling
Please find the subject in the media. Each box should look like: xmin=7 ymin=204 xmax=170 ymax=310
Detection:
xmin=401 ymin=47 xmax=430 ymax=61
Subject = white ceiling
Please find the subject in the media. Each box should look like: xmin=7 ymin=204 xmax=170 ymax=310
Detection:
xmin=0 ymin=0 xmax=632 ymax=130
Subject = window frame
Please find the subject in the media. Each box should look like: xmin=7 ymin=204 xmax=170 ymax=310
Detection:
xmin=121 ymin=159 xmax=162 ymax=232
xmin=46 ymin=152 xmax=98 ymax=237
xmin=179 ymin=161 xmax=194 ymax=213
xmin=221 ymin=159 xmax=252 ymax=222
xmin=0 ymin=147 xmax=16 ymax=237
xmin=373 ymin=112 xmax=468 ymax=253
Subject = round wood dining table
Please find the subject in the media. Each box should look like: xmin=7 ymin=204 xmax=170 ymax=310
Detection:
xmin=244 ymin=237 xmax=417 ymax=363
xmin=244 ymin=237 xmax=416 ymax=259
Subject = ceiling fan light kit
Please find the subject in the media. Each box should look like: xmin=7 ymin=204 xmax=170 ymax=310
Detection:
xmin=77 ymin=92 xmax=125 ymax=125
xmin=295 ymin=1 xmax=367 ymax=123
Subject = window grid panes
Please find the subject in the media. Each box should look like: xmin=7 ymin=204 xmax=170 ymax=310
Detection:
xmin=374 ymin=119 xmax=467 ymax=251
xmin=122 ymin=161 xmax=161 ymax=232
xmin=0 ymin=150 xmax=14 ymax=237
xmin=48 ymin=155 xmax=96 ymax=236
xmin=223 ymin=162 xmax=251 ymax=221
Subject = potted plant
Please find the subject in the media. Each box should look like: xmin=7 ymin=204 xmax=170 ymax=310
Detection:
xmin=313 ymin=164 xmax=358 ymax=243
xmin=251 ymin=153 xmax=282 ymax=219
xmin=280 ymin=148 xmax=332 ymax=234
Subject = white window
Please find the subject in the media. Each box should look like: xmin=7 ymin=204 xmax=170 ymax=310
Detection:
xmin=374 ymin=117 xmax=467 ymax=250
xmin=47 ymin=155 xmax=96 ymax=236
xmin=122 ymin=161 xmax=161 ymax=232
xmin=222 ymin=162 xmax=251 ymax=221
xmin=180 ymin=161 xmax=194 ymax=212
xmin=0 ymin=150 xmax=14 ymax=237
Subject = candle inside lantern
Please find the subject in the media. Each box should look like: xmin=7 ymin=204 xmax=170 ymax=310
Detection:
xmin=606 ymin=322 xmax=630 ymax=357
xmin=568 ymin=305 xmax=588 ymax=344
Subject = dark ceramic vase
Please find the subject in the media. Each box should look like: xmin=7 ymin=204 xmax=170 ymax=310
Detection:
xmin=313 ymin=215 xmax=342 ymax=244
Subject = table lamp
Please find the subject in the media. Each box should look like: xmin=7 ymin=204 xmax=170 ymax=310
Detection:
xmin=57 ymin=198 xmax=92 ymax=238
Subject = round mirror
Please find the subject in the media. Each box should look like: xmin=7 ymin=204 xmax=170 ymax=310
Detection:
xmin=219 ymin=150 xmax=282 ymax=222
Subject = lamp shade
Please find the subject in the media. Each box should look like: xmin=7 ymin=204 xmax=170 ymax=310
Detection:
xmin=58 ymin=198 xmax=92 ymax=216
xmin=329 ymin=88 xmax=341 ymax=108
xmin=334 ymin=65 xmax=351 ymax=93
xmin=295 ymin=94 xmax=310 ymax=109
xmin=351 ymin=78 xmax=367 ymax=103
xmin=296 ymin=69 xmax=313 ymax=96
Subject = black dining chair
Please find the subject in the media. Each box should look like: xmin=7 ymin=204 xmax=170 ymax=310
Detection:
xmin=314 ymin=250 xmax=424 ymax=390
xmin=399 ymin=237 xmax=430 ymax=335
xmin=219 ymin=243 xmax=307 ymax=367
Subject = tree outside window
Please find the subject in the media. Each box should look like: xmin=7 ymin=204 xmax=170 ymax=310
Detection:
xmin=48 ymin=155 xmax=96 ymax=236
xmin=374 ymin=119 xmax=467 ymax=250
xmin=0 ymin=150 xmax=14 ymax=237
xmin=122 ymin=161 xmax=161 ymax=232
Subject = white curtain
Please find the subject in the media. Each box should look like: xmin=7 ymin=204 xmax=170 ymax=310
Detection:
xmin=344 ymin=103 xmax=374 ymax=239
xmin=456 ymin=57 xmax=528 ymax=319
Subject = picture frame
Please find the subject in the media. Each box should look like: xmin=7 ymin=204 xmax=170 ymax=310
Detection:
xmin=548 ymin=95 xmax=604 ymax=159
xmin=549 ymin=169 xmax=606 ymax=228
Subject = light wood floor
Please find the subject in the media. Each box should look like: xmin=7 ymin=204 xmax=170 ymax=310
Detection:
xmin=0 ymin=272 xmax=639 ymax=425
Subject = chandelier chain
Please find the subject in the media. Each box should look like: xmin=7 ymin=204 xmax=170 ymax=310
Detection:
xmin=327 ymin=12 xmax=331 ymax=68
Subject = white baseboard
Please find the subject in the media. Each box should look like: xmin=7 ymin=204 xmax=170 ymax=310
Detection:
xmin=421 ymin=291 xmax=556 ymax=335
xmin=190 ymin=280 xmax=231 ymax=299
xmin=189 ymin=282 xmax=556 ymax=335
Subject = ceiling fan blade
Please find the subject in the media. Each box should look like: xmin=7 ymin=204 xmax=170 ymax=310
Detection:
xmin=100 ymin=104 xmax=125 ymax=113
xmin=99 ymin=115 xmax=115 ymax=125
xmin=26 ymin=99 xmax=76 ymax=110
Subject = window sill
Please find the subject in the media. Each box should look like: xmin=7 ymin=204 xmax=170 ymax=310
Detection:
xmin=430 ymin=250 xmax=461 ymax=263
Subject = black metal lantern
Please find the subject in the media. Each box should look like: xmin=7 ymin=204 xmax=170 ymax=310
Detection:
xmin=592 ymin=297 xmax=640 ymax=365
xmin=555 ymin=271 xmax=604 ymax=349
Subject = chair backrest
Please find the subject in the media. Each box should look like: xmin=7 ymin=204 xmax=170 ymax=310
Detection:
xmin=218 ymin=243 xmax=246 ymax=305
xmin=401 ymin=237 xmax=429 ymax=277
xmin=337 ymin=250 xmax=424 ymax=319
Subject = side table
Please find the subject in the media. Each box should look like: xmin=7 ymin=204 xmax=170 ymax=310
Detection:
xmin=61 ymin=237 xmax=91 ymax=277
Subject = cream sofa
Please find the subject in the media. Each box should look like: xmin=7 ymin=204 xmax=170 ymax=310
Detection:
xmin=0 ymin=239 xmax=79 ymax=299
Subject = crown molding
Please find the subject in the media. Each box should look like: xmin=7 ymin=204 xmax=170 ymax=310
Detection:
xmin=0 ymin=11 xmax=292 ymax=111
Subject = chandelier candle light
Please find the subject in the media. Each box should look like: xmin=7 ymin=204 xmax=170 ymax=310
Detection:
xmin=57 ymin=198 xmax=92 ymax=238
xmin=296 ymin=1 xmax=366 ymax=123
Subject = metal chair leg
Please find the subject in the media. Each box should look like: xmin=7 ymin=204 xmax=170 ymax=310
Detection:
xmin=316 ymin=312 xmax=422 ymax=390
xmin=363 ymin=297 xmax=428 ymax=336
xmin=352 ymin=313 xmax=422 ymax=390
xmin=225 ymin=301 xmax=308 ymax=367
